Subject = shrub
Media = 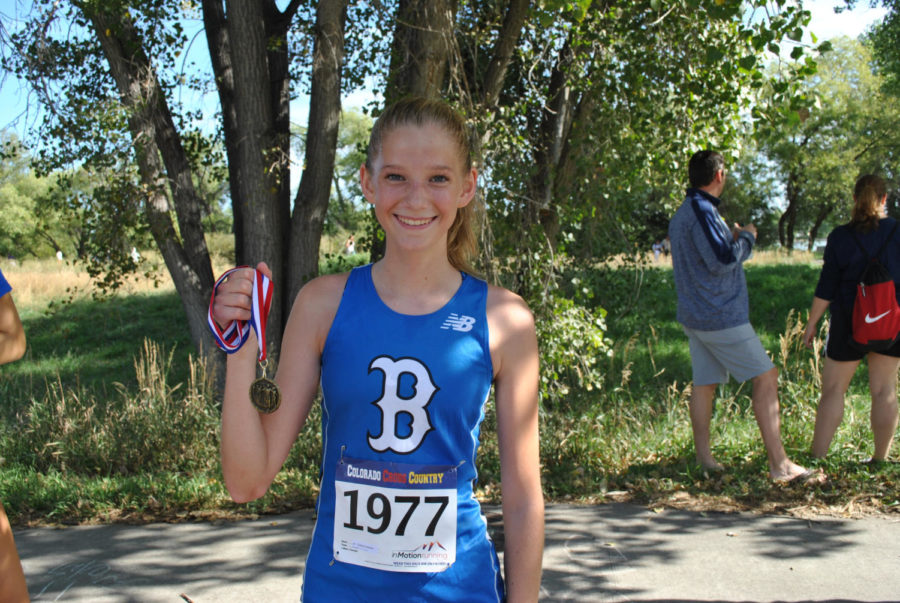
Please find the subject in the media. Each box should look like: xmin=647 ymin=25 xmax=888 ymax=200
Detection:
xmin=536 ymin=296 xmax=610 ymax=406
xmin=9 ymin=340 xmax=219 ymax=476
xmin=494 ymin=246 xmax=611 ymax=407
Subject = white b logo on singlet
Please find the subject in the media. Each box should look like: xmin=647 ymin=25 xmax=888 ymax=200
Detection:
xmin=367 ymin=356 xmax=437 ymax=454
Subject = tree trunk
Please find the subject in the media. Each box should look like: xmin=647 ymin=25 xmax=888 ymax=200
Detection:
xmin=224 ymin=0 xmax=287 ymax=358
xmin=808 ymin=202 xmax=834 ymax=251
xmin=480 ymin=0 xmax=530 ymax=108
xmin=528 ymin=37 xmax=577 ymax=248
xmin=202 ymin=0 xmax=245 ymax=265
xmin=386 ymin=0 xmax=457 ymax=103
xmin=263 ymin=0 xmax=297 ymax=298
xmin=779 ymin=168 xmax=800 ymax=250
xmin=288 ymin=0 xmax=349 ymax=303
xmin=469 ymin=0 xmax=530 ymax=281
xmin=87 ymin=8 xmax=221 ymax=376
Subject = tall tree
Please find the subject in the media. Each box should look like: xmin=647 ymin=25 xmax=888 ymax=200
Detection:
xmin=757 ymin=37 xmax=900 ymax=249
xmin=2 ymin=0 xmax=833 ymax=365
xmin=844 ymin=1 xmax=900 ymax=93
xmin=5 ymin=0 xmax=348 ymax=368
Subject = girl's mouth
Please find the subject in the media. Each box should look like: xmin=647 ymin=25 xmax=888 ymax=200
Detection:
xmin=396 ymin=215 xmax=435 ymax=227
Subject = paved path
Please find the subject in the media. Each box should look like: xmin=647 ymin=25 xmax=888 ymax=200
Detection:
xmin=14 ymin=502 xmax=900 ymax=602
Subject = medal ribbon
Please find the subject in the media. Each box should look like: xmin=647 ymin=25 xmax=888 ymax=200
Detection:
xmin=207 ymin=266 xmax=274 ymax=361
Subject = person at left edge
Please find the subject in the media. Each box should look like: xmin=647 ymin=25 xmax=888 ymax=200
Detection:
xmin=210 ymin=97 xmax=543 ymax=602
xmin=0 ymin=266 xmax=29 ymax=603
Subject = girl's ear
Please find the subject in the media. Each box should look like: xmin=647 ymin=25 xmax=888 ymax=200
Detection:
xmin=457 ymin=167 xmax=478 ymax=208
xmin=360 ymin=164 xmax=375 ymax=205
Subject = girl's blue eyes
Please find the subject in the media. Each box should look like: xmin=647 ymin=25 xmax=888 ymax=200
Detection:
xmin=385 ymin=174 xmax=449 ymax=183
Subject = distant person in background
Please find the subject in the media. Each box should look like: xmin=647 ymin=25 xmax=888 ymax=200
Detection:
xmin=0 ymin=266 xmax=29 ymax=602
xmin=803 ymin=174 xmax=900 ymax=462
xmin=343 ymin=234 xmax=356 ymax=255
xmin=652 ymin=240 xmax=663 ymax=262
xmin=668 ymin=150 xmax=821 ymax=484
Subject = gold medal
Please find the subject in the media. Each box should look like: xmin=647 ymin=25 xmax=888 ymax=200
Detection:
xmin=249 ymin=359 xmax=281 ymax=413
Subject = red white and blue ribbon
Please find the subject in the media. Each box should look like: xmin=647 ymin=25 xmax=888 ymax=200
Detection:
xmin=207 ymin=266 xmax=273 ymax=361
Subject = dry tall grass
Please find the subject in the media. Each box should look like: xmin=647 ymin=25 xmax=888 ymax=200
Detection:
xmin=1 ymin=258 xmax=97 ymax=307
xmin=747 ymin=248 xmax=820 ymax=265
xmin=0 ymin=251 xmax=242 ymax=309
xmin=607 ymin=247 xmax=820 ymax=270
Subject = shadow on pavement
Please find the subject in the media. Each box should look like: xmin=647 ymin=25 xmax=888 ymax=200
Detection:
xmin=15 ymin=502 xmax=899 ymax=602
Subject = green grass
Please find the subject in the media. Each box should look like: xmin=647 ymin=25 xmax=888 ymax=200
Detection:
xmin=536 ymin=258 xmax=900 ymax=513
xmin=1 ymin=256 xmax=899 ymax=525
xmin=5 ymin=291 xmax=195 ymax=396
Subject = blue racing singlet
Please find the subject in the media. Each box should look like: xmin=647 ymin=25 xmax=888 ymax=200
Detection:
xmin=302 ymin=264 xmax=504 ymax=602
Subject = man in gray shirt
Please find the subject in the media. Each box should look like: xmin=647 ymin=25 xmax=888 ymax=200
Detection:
xmin=669 ymin=150 xmax=820 ymax=483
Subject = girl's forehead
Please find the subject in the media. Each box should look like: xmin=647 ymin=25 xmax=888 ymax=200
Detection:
xmin=377 ymin=123 xmax=464 ymax=162
xmin=382 ymin=121 xmax=454 ymax=142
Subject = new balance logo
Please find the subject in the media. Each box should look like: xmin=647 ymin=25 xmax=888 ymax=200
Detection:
xmin=865 ymin=310 xmax=892 ymax=324
xmin=440 ymin=313 xmax=475 ymax=332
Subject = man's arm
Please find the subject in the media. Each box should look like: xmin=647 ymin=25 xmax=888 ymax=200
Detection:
xmin=692 ymin=206 xmax=755 ymax=275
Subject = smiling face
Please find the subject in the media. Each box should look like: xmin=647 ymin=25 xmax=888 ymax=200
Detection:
xmin=361 ymin=121 xmax=477 ymax=258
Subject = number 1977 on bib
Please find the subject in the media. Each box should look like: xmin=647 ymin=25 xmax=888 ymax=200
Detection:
xmin=342 ymin=490 xmax=449 ymax=537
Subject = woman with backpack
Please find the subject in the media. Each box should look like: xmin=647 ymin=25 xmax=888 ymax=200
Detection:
xmin=803 ymin=174 xmax=900 ymax=462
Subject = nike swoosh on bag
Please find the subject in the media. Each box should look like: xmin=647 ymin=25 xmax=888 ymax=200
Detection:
xmin=864 ymin=310 xmax=892 ymax=323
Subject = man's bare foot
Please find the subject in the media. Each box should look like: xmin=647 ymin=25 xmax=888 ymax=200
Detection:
xmin=771 ymin=463 xmax=826 ymax=485
xmin=697 ymin=456 xmax=724 ymax=472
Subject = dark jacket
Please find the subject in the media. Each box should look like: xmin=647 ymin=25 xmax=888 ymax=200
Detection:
xmin=815 ymin=217 xmax=900 ymax=320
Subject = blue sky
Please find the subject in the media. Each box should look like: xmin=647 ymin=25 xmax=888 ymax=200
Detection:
xmin=0 ymin=1 xmax=889 ymax=144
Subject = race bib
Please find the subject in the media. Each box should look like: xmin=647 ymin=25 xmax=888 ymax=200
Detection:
xmin=333 ymin=457 xmax=457 ymax=572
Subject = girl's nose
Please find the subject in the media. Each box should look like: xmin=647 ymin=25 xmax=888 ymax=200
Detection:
xmin=405 ymin=182 xmax=428 ymax=206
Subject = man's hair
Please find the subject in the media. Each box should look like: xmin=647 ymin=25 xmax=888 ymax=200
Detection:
xmin=688 ymin=150 xmax=725 ymax=188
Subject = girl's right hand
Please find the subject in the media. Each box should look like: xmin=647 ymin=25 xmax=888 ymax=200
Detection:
xmin=211 ymin=262 xmax=272 ymax=329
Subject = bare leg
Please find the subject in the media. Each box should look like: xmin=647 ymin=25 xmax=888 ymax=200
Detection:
xmin=867 ymin=353 xmax=900 ymax=461
xmin=750 ymin=367 xmax=812 ymax=481
xmin=0 ymin=501 xmax=29 ymax=603
xmin=689 ymin=383 xmax=723 ymax=470
xmin=811 ymin=358 xmax=859 ymax=458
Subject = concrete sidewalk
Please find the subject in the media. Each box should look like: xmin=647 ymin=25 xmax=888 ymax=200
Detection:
xmin=15 ymin=502 xmax=900 ymax=602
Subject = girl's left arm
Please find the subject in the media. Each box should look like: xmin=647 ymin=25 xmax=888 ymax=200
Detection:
xmin=488 ymin=286 xmax=544 ymax=603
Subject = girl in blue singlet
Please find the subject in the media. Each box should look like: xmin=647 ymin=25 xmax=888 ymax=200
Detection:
xmin=0 ymin=267 xmax=29 ymax=602
xmin=210 ymin=98 xmax=544 ymax=602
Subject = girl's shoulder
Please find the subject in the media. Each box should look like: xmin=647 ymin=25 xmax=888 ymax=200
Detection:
xmin=299 ymin=270 xmax=351 ymax=299
xmin=485 ymin=283 xmax=538 ymax=381
xmin=290 ymin=271 xmax=353 ymax=330
xmin=486 ymin=284 xmax=535 ymax=332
